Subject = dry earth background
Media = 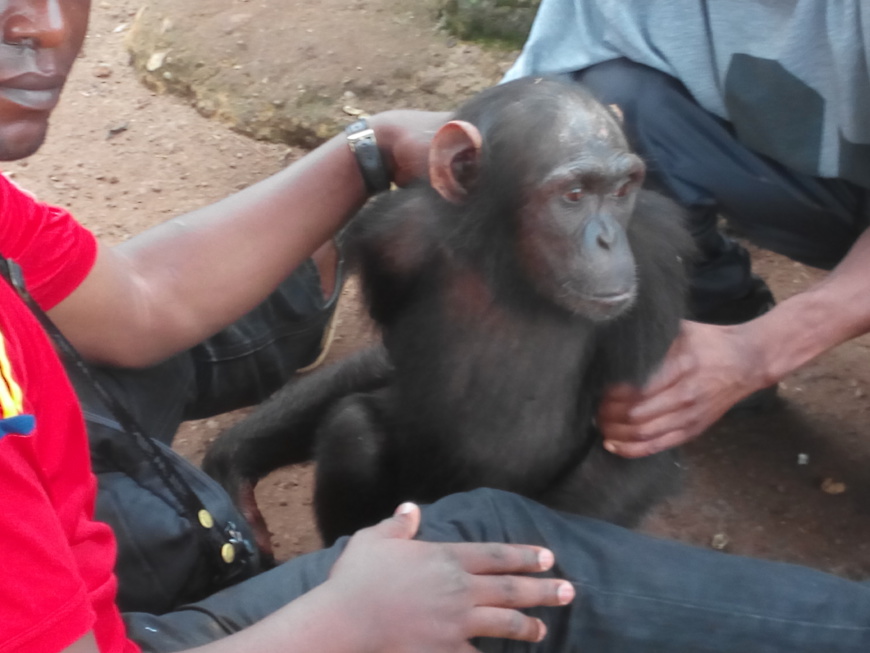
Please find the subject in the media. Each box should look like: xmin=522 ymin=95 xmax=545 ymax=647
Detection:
xmin=15 ymin=1 xmax=870 ymax=577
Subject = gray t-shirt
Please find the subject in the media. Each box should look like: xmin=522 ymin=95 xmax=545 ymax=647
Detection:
xmin=503 ymin=0 xmax=870 ymax=189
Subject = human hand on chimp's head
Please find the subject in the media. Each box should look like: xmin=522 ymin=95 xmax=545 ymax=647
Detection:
xmin=325 ymin=502 xmax=574 ymax=653
xmin=598 ymin=320 xmax=772 ymax=458
xmin=368 ymin=111 xmax=450 ymax=187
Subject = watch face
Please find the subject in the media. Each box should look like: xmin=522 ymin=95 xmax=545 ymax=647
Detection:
xmin=346 ymin=119 xmax=370 ymax=136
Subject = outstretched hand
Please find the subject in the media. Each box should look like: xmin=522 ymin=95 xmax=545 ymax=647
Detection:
xmin=598 ymin=320 xmax=772 ymax=458
xmin=326 ymin=502 xmax=574 ymax=653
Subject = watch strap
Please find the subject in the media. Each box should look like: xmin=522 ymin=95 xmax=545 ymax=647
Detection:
xmin=345 ymin=119 xmax=391 ymax=194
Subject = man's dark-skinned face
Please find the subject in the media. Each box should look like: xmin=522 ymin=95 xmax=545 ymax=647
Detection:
xmin=0 ymin=0 xmax=90 ymax=161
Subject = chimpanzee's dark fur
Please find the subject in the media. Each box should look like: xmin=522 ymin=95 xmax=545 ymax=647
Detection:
xmin=203 ymin=78 xmax=694 ymax=544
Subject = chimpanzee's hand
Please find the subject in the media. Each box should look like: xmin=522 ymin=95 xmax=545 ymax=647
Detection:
xmin=597 ymin=320 xmax=771 ymax=458
xmin=325 ymin=502 xmax=574 ymax=653
xmin=368 ymin=110 xmax=450 ymax=187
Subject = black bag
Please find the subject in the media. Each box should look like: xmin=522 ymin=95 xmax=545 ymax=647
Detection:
xmin=88 ymin=414 xmax=263 ymax=613
xmin=0 ymin=255 xmax=263 ymax=614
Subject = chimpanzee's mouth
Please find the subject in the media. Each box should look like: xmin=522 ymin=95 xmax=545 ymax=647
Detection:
xmin=588 ymin=290 xmax=634 ymax=305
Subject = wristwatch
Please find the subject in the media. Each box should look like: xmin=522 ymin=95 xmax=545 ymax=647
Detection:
xmin=345 ymin=118 xmax=391 ymax=194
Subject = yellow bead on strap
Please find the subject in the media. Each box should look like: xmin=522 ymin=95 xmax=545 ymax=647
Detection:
xmin=198 ymin=509 xmax=215 ymax=529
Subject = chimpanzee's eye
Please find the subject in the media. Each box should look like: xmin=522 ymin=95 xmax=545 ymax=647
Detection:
xmin=563 ymin=186 xmax=585 ymax=202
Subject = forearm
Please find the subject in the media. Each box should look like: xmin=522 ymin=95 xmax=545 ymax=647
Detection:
xmin=743 ymin=227 xmax=870 ymax=389
xmin=71 ymin=584 xmax=371 ymax=653
xmin=183 ymin=582 xmax=369 ymax=653
xmin=53 ymin=112 xmax=440 ymax=367
xmin=114 ymin=131 xmax=362 ymax=352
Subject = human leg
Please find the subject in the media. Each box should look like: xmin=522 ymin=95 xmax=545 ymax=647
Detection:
xmin=75 ymin=248 xmax=344 ymax=446
xmin=440 ymin=490 xmax=870 ymax=653
xmin=125 ymin=489 xmax=870 ymax=652
xmin=574 ymin=59 xmax=866 ymax=318
xmin=184 ymin=248 xmax=345 ymax=419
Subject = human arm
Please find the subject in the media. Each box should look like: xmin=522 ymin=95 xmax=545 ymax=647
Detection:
xmin=598 ymin=226 xmax=870 ymax=458
xmin=65 ymin=503 xmax=574 ymax=653
xmin=48 ymin=111 xmax=446 ymax=368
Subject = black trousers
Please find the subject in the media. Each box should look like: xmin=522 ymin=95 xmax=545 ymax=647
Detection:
xmin=574 ymin=59 xmax=868 ymax=316
xmin=124 ymin=488 xmax=870 ymax=653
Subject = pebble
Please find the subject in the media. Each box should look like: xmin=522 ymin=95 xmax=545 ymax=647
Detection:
xmin=93 ymin=63 xmax=113 ymax=78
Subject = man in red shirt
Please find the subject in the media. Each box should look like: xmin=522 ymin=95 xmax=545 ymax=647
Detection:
xmin=3 ymin=3 xmax=870 ymax=653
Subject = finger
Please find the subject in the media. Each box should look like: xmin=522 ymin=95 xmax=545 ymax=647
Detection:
xmin=601 ymin=382 xmax=643 ymax=401
xmin=604 ymin=400 xmax=698 ymax=443
xmin=599 ymin=364 xmax=693 ymax=428
xmin=596 ymin=396 xmax=634 ymax=427
xmin=638 ymin=353 xmax=693 ymax=396
xmin=471 ymin=575 xmax=575 ymax=609
xmin=466 ymin=607 xmax=548 ymax=643
xmin=446 ymin=542 xmax=556 ymax=575
xmin=623 ymin=378 xmax=700 ymax=424
xmin=605 ymin=428 xmax=695 ymax=458
xmin=366 ymin=502 xmax=421 ymax=541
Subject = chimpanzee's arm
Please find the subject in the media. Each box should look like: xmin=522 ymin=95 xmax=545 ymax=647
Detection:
xmin=202 ymin=345 xmax=393 ymax=493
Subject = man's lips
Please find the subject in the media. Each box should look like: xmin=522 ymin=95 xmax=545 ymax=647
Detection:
xmin=0 ymin=73 xmax=65 ymax=112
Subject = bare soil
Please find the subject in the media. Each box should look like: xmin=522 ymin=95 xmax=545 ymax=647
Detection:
xmin=17 ymin=2 xmax=870 ymax=579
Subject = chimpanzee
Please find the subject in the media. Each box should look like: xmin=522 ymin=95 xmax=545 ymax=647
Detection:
xmin=203 ymin=77 xmax=694 ymax=546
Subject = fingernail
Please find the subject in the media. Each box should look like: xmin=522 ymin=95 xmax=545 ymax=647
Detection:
xmin=603 ymin=440 xmax=618 ymax=453
xmin=536 ymin=619 xmax=548 ymax=642
xmin=558 ymin=582 xmax=575 ymax=604
xmin=537 ymin=548 xmax=554 ymax=569
xmin=395 ymin=502 xmax=416 ymax=516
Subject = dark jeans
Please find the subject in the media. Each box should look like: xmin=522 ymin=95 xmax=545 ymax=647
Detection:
xmin=573 ymin=59 xmax=868 ymax=317
xmin=82 ymin=258 xmax=334 ymax=447
xmin=124 ymin=488 xmax=870 ymax=652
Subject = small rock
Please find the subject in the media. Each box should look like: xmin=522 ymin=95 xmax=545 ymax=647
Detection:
xmin=145 ymin=51 xmax=168 ymax=72
xmin=106 ymin=121 xmax=128 ymax=139
xmin=93 ymin=63 xmax=112 ymax=78
xmin=821 ymin=478 xmax=846 ymax=495
xmin=711 ymin=533 xmax=730 ymax=550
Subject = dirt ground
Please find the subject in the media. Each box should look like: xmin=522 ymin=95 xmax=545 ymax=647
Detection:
xmin=16 ymin=2 xmax=870 ymax=579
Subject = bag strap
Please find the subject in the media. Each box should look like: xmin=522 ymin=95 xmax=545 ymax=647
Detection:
xmin=0 ymin=253 xmax=249 ymax=581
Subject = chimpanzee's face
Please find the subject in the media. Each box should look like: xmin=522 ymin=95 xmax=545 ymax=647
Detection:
xmin=517 ymin=104 xmax=646 ymax=321
xmin=0 ymin=0 xmax=90 ymax=160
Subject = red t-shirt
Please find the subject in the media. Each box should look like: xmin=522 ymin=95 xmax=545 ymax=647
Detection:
xmin=0 ymin=175 xmax=139 ymax=653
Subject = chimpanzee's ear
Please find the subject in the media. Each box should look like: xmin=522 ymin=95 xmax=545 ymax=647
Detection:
xmin=429 ymin=120 xmax=483 ymax=204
